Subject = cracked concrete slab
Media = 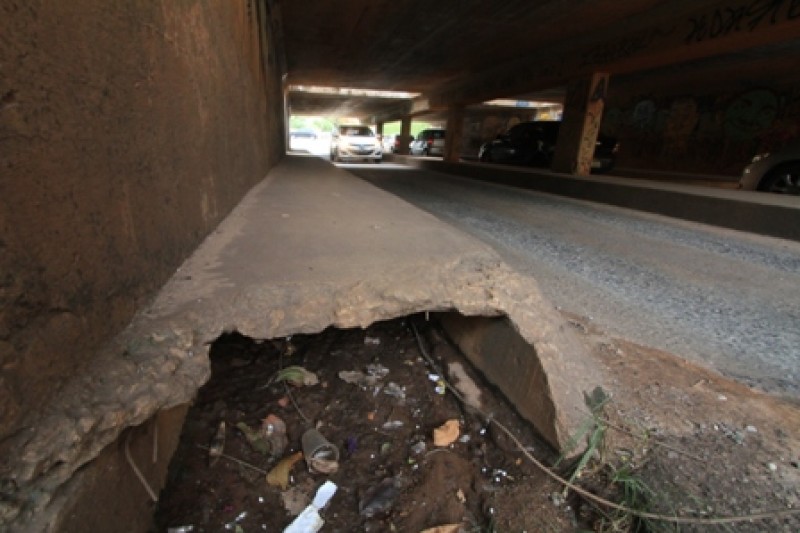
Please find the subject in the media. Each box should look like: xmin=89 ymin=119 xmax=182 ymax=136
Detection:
xmin=2 ymin=155 xmax=603 ymax=529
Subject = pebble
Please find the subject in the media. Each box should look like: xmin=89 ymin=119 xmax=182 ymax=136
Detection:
xmin=767 ymin=462 xmax=778 ymax=472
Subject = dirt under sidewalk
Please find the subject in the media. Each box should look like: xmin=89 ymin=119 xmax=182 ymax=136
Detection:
xmin=153 ymin=313 xmax=799 ymax=532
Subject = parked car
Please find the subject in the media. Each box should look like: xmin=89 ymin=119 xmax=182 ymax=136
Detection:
xmin=381 ymin=134 xmax=399 ymax=153
xmin=330 ymin=125 xmax=382 ymax=163
xmin=740 ymin=139 xmax=800 ymax=195
xmin=410 ymin=128 xmax=446 ymax=156
xmin=478 ymin=121 xmax=618 ymax=173
xmin=289 ymin=129 xmax=317 ymax=151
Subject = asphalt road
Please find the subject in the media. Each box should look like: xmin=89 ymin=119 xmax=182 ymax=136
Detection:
xmin=344 ymin=163 xmax=800 ymax=399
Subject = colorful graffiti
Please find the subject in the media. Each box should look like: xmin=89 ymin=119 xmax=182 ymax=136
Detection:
xmin=602 ymin=85 xmax=800 ymax=173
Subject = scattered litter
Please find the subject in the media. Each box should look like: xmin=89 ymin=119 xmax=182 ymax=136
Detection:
xmin=745 ymin=425 xmax=758 ymax=433
xmin=433 ymin=419 xmax=460 ymax=447
xmin=283 ymin=481 xmax=338 ymax=533
xmin=366 ymin=363 xmax=390 ymax=378
xmin=434 ymin=379 xmax=447 ymax=395
xmin=364 ymin=336 xmax=381 ymax=345
xmin=301 ymin=428 xmax=340 ymax=474
xmin=263 ymin=414 xmax=289 ymax=455
xmin=359 ymin=477 xmax=400 ymax=518
xmin=410 ymin=441 xmax=427 ymax=455
xmin=717 ymin=394 xmax=728 ymax=401
xmin=337 ymin=370 xmax=381 ymax=389
xmin=235 ymin=414 xmax=287 ymax=456
xmin=550 ymin=492 xmax=565 ymax=507
xmin=490 ymin=468 xmax=509 ymax=484
xmin=275 ymin=366 xmax=319 ymax=387
xmin=277 ymin=396 xmax=290 ymax=408
xmin=383 ymin=382 xmax=406 ymax=400
xmin=447 ymin=362 xmax=483 ymax=410
xmin=458 ymin=434 xmax=471 ymax=444
xmin=767 ymin=462 xmax=778 ymax=472
xmin=382 ymin=420 xmax=404 ymax=430
xmin=236 ymin=422 xmax=270 ymax=455
xmin=338 ymin=370 xmax=367 ymax=384
xmin=380 ymin=442 xmax=393 ymax=455
xmin=456 ymin=489 xmax=466 ymax=503
xmin=345 ymin=436 xmax=358 ymax=455
xmin=266 ymin=452 xmax=304 ymax=490
xmin=281 ymin=487 xmax=310 ymax=517
xmin=420 ymin=525 xmax=464 ymax=533
xmin=208 ymin=421 xmax=226 ymax=466
xmin=168 ymin=527 xmax=195 ymax=533
xmin=224 ymin=512 xmax=248 ymax=531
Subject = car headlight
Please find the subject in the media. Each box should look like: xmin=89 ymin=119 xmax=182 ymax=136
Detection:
xmin=751 ymin=152 xmax=770 ymax=163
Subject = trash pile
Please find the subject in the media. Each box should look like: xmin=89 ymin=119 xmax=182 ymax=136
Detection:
xmin=154 ymin=317 xmax=569 ymax=532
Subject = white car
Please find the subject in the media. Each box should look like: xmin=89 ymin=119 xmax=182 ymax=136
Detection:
xmin=330 ymin=125 xmax=382 ymax=163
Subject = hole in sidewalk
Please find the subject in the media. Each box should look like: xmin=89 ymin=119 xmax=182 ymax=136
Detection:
xmin=153 ymin=313 xmax=575 ymax=532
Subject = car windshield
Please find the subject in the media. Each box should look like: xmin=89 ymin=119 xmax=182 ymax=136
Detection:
xmin=340 ymin=126 xmax=373 ymax=137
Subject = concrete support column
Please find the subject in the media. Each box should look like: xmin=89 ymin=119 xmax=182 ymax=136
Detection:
xmin=376 ymin=121 xmax=384 ymax=136
xmin=444 ymin=105 xmax=465 ymax=163
xmin=398 ymin=117 xmax=412 ymax=155
xmin=283 ymin=81 xmax=291 ymax=152
xmin=551 ymin=73 xmax=609 ymax=175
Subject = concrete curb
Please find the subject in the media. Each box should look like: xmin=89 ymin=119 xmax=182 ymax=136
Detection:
xmin=387 ymin=155 xmax=800 ymax=243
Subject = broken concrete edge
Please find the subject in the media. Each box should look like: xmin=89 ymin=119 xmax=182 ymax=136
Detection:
xmin=1 ymin=258 xmax=603 ymax=531
xmin=9 ymin=405 xmax=190 ymax=533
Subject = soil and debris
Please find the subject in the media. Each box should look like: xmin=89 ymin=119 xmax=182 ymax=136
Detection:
xmin=153 ymin=314 xmax=800 ymax=532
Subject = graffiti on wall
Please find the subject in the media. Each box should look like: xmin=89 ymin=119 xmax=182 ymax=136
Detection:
xmin=602 ymin=86 xmax=800 ymax=173
xmin=685 ymin=0 xmax=800 ymax=44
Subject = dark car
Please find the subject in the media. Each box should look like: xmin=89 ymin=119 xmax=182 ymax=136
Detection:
xmin=478 ymin=121 xmax=617 ymax=173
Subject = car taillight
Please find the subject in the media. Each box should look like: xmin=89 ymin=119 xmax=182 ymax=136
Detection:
xmin=427 ymin=138 xmax=434 ymax=146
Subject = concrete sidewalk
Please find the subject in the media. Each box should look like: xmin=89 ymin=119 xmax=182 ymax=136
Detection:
xmin=8 ymin=155 xmax=600 ymax=530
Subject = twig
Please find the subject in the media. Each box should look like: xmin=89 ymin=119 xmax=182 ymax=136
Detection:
xmin=124 ymin=431 xmax=159 ymax=502
xmin=599 ymin=417 xmax=705 ymax=462
xmin=409 ymin=321 xmax=800 ymax=526
xmin=279 ymin=347 xmax=311 ymax=425
xmin=195 ymin=444 xmax=269 ymax=475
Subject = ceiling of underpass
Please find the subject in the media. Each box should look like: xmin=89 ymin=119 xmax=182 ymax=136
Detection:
xmin=279 ymin=0 xmax=800 ymax=121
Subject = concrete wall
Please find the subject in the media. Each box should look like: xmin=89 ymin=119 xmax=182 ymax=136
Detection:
xmin=0 ymin=0 xmax=285 ymax=445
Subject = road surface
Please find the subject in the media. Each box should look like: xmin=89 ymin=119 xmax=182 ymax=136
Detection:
xmin=344 ymin=162 xmax=800 ymax=399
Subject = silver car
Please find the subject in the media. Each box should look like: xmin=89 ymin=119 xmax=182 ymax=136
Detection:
xmin=409 ymin=128 xmax=446 ymax=157
xmin=330 ymin=125 xmax=382 ymax=163
xmin=740 ymin=139 xmax=800 ymax=195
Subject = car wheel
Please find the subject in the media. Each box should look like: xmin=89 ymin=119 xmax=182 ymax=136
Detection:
xmin=759 ymin=163 xmax=800 ymax=195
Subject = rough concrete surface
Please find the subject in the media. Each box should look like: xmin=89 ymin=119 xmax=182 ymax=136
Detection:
xmin=0 ymin=0 xmax=284 ymax=446
xmin=0 ymin=156 xmax=602 ymax=530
